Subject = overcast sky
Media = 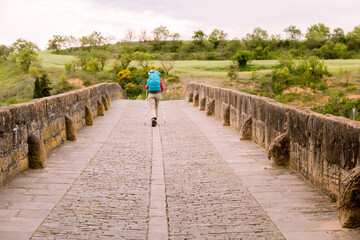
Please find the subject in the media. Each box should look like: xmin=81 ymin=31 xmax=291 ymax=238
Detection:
xmin=0 ymin=0 xmax=359 ymax=49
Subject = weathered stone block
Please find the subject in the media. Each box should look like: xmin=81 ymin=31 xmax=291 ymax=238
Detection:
xmin=105 ymin=93 xmax=111 ymax=107
xmin=240 ymin=115 xmax=252 ymax=140
xmin=221 ymin=103 xmax=230 ymax=126
xmin=199 ymin=98 xmax=206 ymax=111
xmin=65 ymin=115 xmax=77 ymax=141
xmin=267 ymin=132 xmax=290 ymax=167
xmin=102 ymin=96 xmax=109 ymax=111
xmin=97 ymin=100 xmax=105 ymax=116
xmin=193 ymin=92 xmax=199 ymax=107
xmin=339 ymin=166 xmax=360 ymax=228
xmin=27 ymin=133 xmax=46 ymax=169
xmin=85 ymin=106 xmax=93 ymax=126
xmin=229 ymin=106 xmax=240 ymax=131
xmin=205 ymin=98 xmax=215 ymax=116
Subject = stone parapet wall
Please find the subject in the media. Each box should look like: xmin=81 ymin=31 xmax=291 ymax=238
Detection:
xmin=186 ymin=82 xmax=360 ymax=227
xmin=0 ymin=83 xmax=126 ymax=185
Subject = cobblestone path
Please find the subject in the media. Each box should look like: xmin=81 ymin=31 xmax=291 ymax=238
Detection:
xmin=1 ymin=100 xmax=360 ymax=240
xmin=31 ymin=101 xmax=152 ymax=239
xmin=161 ymin=102 xmax=285 ymax=240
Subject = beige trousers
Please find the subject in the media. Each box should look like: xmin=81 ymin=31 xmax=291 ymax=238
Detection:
xmin=148 ymin=92 xmax=161 ymax=119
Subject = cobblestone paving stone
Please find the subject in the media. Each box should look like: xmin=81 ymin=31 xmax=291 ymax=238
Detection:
xmin=31 ymin=101 xmax=152 ymax=240
xmin=160 ymin=101 xmax=285 ymax=240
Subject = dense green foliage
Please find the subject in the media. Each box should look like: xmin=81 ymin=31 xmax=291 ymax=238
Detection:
xmin=260 ymin=55 xmax=331 ymax=96
xmin=42 ymin=24 xmax=360 ymax=61
xmin=312 ymin=97 xmax=360 ymax=120
xmin=33 ymin=73 xmax=52 ymax=98
xmin=231 ymin=50 xmax=254 ymax=67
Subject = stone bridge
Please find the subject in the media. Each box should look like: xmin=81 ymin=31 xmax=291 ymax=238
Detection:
xmin=0 ymin=82 xmax=359 ymax=239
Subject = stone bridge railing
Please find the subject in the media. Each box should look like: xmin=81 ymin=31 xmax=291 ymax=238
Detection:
xmin=0 ymin=83 xmax=126 ymax=186
xmin=186 ymin=82 xmax=360 ymax=228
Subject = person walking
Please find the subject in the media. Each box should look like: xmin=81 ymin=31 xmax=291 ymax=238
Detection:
xmin=145 ymin=69 xmax=164 ymax=127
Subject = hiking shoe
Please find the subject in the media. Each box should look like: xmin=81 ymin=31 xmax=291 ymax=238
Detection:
xmin=152 ymin=117 xmax=157 ymax=127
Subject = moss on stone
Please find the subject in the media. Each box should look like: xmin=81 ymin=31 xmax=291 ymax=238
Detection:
xmin=65 ymin=115 xmax=77 ymax=141
xmin=85 ymin=106 xmax=93 ymax=126
xmin=105 ymin=93 xmax=111 ymax=107
xmin=102 ymin=96 xmax=109 ymax=111
xmin=97 ymin=100 xmax=105 ymax=116
xmin=27 ymin=133 xmax=46 ymax=169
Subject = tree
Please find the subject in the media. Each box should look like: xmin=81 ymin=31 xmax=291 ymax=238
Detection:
xmin=33 ymin=73 xmax=52 ymax=98
xmin=152 ymin=25 xmax=170 ymax=42
xmin=319 ymin=40 xmax=348 ymax=59
xmin=18 ymin=48 xmax=38 ymax=71
xmin=305 ymin=23 xmax=330 ymax=49
xmin=0 ymin=45 xmax=10 ymax=60
xmin=91 ymin=50 xmax=109 ymax=70
xmin=88 ymin=31 xmax=106 ymax=48
xmin=10 ymin=39 xmax=40 ymax=71
xmin=269 ymin=34 xmax=281 ymax=50
xmin=80 ymin=36 xmax=90 ymax=48
xmin=133 ymin=51 xmax=154 ymax=68
xmin=139 ymin=29 xmax=148 ymax=42
xmin=76 ymin=50 xmax=91 ymax=70
xmin=10 ymin=38 xmax=39 ymax=53
xmin=125 ymin=28 xmax=136 ymax=42
xmin=192 ymin=30 xmax=207 ymax=46
xmin=47 ymin=35 xmax=65 ymax=53
xmin=169 ymin=32 xmax=182 ymax=52
xmin=231 ymin=50 xmax=254 ymax=67
xmin=33 ymin=76 xmax=42 ymax=98
xmin=160 ymin=54 xmax=175 ymax=76
xmin=243 ymin=27 xmax=268 ymax=50
xmin=284 ymin=25 xmax=302 ymax=40
xmin=64 ymin=35 xmax=78 ymax=51
xmin=40 ymin=73 xmax=52 ymax=97
xmin=208 ymin=29 xmax=227 ymax=48
xmin=331 ymin=28 xmax=346 ymax=43
xmin=346 ymin=25 xmax=360 ymax=50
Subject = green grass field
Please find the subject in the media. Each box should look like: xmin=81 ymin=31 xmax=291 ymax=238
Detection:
xmin=38 ymin=51 xmax=75 ymax=69
xmin=38 ymin=51 xmax=360 ymax=77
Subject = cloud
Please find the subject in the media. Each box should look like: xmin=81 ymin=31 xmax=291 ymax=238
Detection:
xmin=0 ymin=0 xmax=359 ymax=49
xmin=0 ymin=0 xmax=198 ymax=49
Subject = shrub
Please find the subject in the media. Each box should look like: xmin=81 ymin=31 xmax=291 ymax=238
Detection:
xmin=124 ymin=82 xmax=142 ymax=99
xmin=227 ymin=62 xmax=239 ymax=81
xmin=231 ymin=50 xmax=254 ymax=67
xmin=64 ymin=62 xmax=75 ymax=73
xmin=28 ymin=66 xmax=41 ymax=78
xmin=167 ymin=75 xmax=180 ymax=83
xmin=312 ymin=97 xmax=360 ymax=120
xmin=117 ymin=69 xmax=132 ymax=87
xmin=33 ymin=73 xmax=52 ymax=98
xmin=271 ymin=67 xmax=291 ymax=94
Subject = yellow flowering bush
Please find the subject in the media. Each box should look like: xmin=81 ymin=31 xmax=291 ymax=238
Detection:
xmin=124 ymin=82 xmax=142 ymax=99
xmin=117 ymin=69 xmax=132 ymax=86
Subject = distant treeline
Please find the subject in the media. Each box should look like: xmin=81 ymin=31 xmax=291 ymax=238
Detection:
xmin=43 ymin=23 xmax=360 ymax=60
xmin=1 ymin=23 xmax=359 ymax=73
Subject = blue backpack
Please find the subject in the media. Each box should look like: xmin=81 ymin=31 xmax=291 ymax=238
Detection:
xmin=147 ymin=70 xmax=161 ymax=93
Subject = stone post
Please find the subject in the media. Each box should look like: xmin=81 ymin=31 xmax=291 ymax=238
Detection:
xmin=27 ymin=133 xmax=46 ymax=169
xmin=97 ymin=100 xmax=105 ymax=116
xmin=102 ymin=96 xmax=109 ymax=111
xmin=65 ymin=115 xmax=77 ymax=141
xmin=85 ymin=106 xmax=93 ymax=126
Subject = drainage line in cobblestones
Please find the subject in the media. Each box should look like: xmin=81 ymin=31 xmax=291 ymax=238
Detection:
xmin=159 ymin=124 xmax=171 ymax=238
xmin=148 ymin=125 xmax=169 ymax=239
